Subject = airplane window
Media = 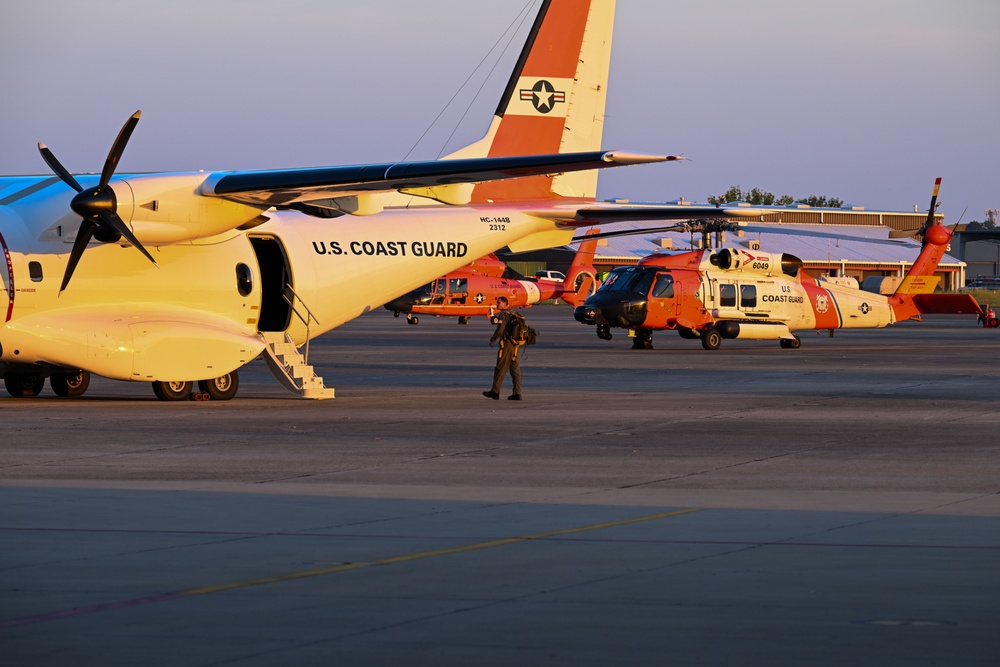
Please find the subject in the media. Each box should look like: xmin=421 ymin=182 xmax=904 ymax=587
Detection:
xmin=29 ymin=261 xmax=43 ymax=282
xmin=651 ymin=274 xmax=674 ymax=299
xmin=740 ymin=284 xmax=757 ymax=308
xmin=236 ymin=263 xmax=252 ymax=296
xmin=719 ymin=283 xmax=737 ymax=307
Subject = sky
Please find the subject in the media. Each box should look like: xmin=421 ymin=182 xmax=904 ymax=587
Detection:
xmin=2 ymin=0 xmax=997 ymax=222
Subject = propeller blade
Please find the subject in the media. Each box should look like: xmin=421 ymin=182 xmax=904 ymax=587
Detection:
xmin=99 ymin=210 xmax=157 ymax=266
xmin=99 ymin=110 xmax=141 ymax=190
xmin=37 ymin=143 xmax=83 ymax=193
xmin=60 ymin=220 xmax=98 ymax=293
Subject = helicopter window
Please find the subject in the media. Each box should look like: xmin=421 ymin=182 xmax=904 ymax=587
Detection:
xmin=597 ymin=269 xmax=625 ymax=291
xmin=29 ymin=261 xmax=43 ymax=282
xmin=651 ymin=274 xmax=674 ymax=299
xmin=434 ymin=278 xmax=447 ymax=294
xmin=740 ymin=284 xmax=757 ymax=308
xmin=719 ymin=283 xmax=737 ymax=308
xmin=633 ymin=270 xmax=656 ymax=296
xmin=449 ymin=278 xmax=467 ymax=294
xmin=236 ymin=263 xmax=253 ymax=296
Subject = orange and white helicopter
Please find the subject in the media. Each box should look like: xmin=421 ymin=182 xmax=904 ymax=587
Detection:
xmin=383 ymin=230 xmax=600 ymax=325
xmin=574 ymin=179 xmax=983 ymax=350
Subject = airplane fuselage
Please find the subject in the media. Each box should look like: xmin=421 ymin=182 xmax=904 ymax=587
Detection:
xmin=1 ymin=174 xmax=568 ymax=382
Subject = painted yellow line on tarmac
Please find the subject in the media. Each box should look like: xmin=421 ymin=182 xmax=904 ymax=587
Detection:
xmin=2 ymin=507 xmax=703 ymax=628
xmin=184 ymin=507 xmax=703 ymax=597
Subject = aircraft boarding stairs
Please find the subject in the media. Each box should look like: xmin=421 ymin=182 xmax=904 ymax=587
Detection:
xmin=259 ymin=285 xmax=335 ymax=399
xmin=260 ymin=332 xmax=335 ymax=399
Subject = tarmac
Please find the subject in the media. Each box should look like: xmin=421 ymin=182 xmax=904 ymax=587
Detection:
xmin=2 ymin=306 xmax=998 ymax=666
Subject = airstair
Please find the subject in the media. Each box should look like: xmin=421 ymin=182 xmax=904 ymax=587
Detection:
xmin=259 ymin=285 xmax=335 ymax=399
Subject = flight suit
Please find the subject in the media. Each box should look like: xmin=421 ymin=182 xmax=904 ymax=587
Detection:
xmin=486 ymin=311 xmax=523 ymax=399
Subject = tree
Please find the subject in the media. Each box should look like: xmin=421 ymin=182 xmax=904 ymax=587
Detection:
xmin=707 ymin=185 xmax=793 ymax=206
xmin=707 ymin=185 xmax=841 ymax=208
xmin=796 ymin=195 xmax=844 ymax=208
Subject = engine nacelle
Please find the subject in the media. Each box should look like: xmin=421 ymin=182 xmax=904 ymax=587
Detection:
xmin=113 ymin=173 xmax=266 ymax=245
xmin=710 ymin=248 xmax=803 ymax=278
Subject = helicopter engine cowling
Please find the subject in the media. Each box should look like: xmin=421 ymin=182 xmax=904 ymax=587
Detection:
xmin=710 ymin=248 xmax=803 ymax=278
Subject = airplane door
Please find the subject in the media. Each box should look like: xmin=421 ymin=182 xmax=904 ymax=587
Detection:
xmin=249 ymin=236 xmax=293 ymax=332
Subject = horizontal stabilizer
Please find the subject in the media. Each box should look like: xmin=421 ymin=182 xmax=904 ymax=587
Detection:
xmin=912 ymin=293 xmax=983 ymax=315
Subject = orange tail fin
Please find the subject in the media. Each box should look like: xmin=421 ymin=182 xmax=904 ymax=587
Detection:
xmin=890 ymin=179 xmax=972 ymax=318
xmin=561 ymin=228 xmax=601 ymax=306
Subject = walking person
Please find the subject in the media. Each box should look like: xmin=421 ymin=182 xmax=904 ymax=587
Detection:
xmin=483 ymin=298 xmax=525 ymax=401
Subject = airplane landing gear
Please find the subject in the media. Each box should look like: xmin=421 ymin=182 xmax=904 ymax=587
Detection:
xmin=199 ymin=371 xmax=239 ymax=401
xmin=51 ymin=370 xmax=91 ymax=397
xmin=4 ymin=372 xmax=45 ymax=397
xmin=407 ymin=314 xmax=419 ymax=325
xmin=152 ymin=380 xmax=193 ymax=401
xmin=596 ymin=323 xmax=613 ymax=340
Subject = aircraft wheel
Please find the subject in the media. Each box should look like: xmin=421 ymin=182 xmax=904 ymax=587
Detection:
xmin=989 ymin=318 xmax=999 ymax=328
xmin=780 ymin=336 xmax=802 ymax=349
xmin=51 ymin=370 xmax=91 ymax=397
xmin=407 ymin=315 xmax=419 ymax=325
xmin=631 ymin=329 xmax=653 ymax=349
xmin=458 ymin=316 xmax=469 ymax=325
xmin=596 ymin=323 xmax=612 ymax=341
xmin=4 ymin=372 xmax=45 ymax=397
xmin=152 ymin=380 xmax=193 ymax=401
xmin=198 ymin=371 xmax=239 ymax=401
xmin=700 ymin=328 xmax=722 ymax=351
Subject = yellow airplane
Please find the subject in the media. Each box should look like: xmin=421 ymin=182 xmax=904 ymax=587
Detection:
xmin=0 ymin=0 xmax=761 ymax=400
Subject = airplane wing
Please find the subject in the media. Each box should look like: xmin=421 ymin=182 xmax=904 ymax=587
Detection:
xmin=201 ymin=151 xmax=673 ymax=207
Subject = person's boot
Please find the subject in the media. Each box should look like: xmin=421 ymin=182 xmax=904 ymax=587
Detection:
xmin=482 ymin=390 xmax=500 ymax=400
xmin=507 ymin=394 xmax=522 ymax=401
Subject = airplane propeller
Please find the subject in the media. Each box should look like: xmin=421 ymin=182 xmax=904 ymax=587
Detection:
xmin=38 ymin=110 xmax=156 ymax=293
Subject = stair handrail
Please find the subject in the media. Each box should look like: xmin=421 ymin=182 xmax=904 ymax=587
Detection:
xmin=282 ymin=284 xmax=321 ymax=363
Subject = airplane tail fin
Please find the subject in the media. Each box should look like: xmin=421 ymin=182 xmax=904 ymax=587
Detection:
xmin=560 ymin=228 xmax=601 ymax=306
xmin=890 ymin=179 xmax=980 ymax=318
xmin=448 ymin=0 xmax=615 ymax=204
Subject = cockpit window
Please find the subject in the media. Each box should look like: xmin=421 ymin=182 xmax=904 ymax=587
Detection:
xmin=597 ymin=267 xmax=657 ymax=294
xmin=434 ymin=278 xmax=446 ymax=294
xmin=651 ymin=274 xmax=674 ymax=298
xmin=449 ymin=278 xmax=467 ymax=294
